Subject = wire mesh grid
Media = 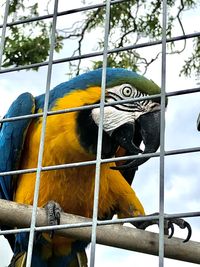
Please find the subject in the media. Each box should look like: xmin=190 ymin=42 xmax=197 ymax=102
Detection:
xmin=0 ymin=0 xmax=200 ymax=267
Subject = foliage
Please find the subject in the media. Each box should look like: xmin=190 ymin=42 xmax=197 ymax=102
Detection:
xmin=180 ymin=37 xmax=200 ymax=77
xmin=81 ymin=0 xmax=199 ymax=75
xmin=1 ymin=0 xmax=64 ymax=70
xmin=0 ymin=0 xmax=199 ymax=77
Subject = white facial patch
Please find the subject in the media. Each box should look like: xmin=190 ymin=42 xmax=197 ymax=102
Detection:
xmin=91 ymin=106 xmax=141 ymax=133
xmin=91 ymin=83 xmax=160 ymax=134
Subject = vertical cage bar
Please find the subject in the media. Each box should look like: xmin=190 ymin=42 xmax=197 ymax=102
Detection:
xmin=159 ymin=0 xmax=167 ymax=266
xmin=89 ymin=0 xmax=111 ymax=266
xmin=25 ymin=0 xmax=59 ymax=266
xmin=0 ymin=0 xmax=10 ymax=69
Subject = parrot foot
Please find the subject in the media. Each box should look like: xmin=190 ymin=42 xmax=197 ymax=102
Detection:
xmin=45 ymin=200 xmax=62 ymax=238
xmin=133 ymin=213 xmax=192 ymax=242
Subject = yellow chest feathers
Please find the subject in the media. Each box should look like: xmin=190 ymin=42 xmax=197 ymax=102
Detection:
xmin=22 ymin=86 xmax=101 ymax=168
xmin=15 ymin=162 xmax=118 ymax=219
xmin=16 ymin=86 xmax=118 ymax=217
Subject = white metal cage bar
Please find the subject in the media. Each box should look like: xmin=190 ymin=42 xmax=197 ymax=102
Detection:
xmin=1 ymin=88 xmax=200 ymax=125
xmin=0 ymin=1 xmax=200 ymax=267
xmin=0 ymin=32 xmax=200 ymax=74
xmin=159 ymin=0 xmax=167 ymax=265
xmin=25 ymin=0 xmax=59 ymax=266
xmin=0 ymin=0 xmax=10 ymax=69
xmin=89 ymin=0 xmax=111 ymax=265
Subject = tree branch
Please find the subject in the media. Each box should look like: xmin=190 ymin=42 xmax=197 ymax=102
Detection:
xmin=0 ymin=199 xmax=199 ymax=264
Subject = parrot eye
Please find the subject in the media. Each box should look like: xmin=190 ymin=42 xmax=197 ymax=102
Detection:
xmin=121 ymin=86 xmax=133 ymax=98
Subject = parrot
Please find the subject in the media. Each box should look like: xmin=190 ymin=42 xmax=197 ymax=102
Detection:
xmin=0 ymin=68 xmax=191 ymax=267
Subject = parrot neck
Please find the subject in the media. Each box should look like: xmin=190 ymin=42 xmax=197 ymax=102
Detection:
xmin=76 ymin=106 xmax=118 ymax=158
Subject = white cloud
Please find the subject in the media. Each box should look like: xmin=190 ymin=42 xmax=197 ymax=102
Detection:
xmin=0 ymin=236 xmax=12 ymax=266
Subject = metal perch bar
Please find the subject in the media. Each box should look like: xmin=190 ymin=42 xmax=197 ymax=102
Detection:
xmin=0 ymin=199 xmax=199 ymax=264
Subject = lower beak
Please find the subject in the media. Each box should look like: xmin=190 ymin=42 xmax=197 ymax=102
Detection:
xmin=111 ymin=110 xmax=160 ymax=170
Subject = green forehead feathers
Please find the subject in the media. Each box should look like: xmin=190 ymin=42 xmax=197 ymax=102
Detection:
xmin=106 ymin=75 xmax=161 ymax=96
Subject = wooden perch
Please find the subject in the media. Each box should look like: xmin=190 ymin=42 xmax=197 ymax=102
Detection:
xmin=0 ymin=199 xmax=199 ymax=264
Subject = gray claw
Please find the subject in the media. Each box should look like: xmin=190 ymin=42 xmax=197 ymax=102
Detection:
xmin=167 ymin=222 xmax=174 ymax=239
xmin=133 ymin=213 xmax=192 ymax=242
xmin=45 ymin=201 xmax=62 ymax=238
xmin=183 ymin=222 xmax=192 ymax=243
xmin=170 ymin=218 xmax=192 ymax=242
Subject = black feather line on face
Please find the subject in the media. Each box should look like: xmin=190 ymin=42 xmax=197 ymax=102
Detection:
xmin=106 ymin=91 xmax=123 ymax=102
xmin=108 ymin=104 xmax=144 ymax=113
xmin=76 ymin=105 xmax=118 ymax=158
xmin=106 ymin=92 xmax=149 ymax=113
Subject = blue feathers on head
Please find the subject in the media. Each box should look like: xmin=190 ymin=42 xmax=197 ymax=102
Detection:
xmin=35 ymin=68 xmax=139 ymax=110
xmin=35 ymin=68 xmax=160 ymax=110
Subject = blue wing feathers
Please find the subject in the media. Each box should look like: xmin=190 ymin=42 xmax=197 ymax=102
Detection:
xmin=0 ymin=92 xmax=35 ymax=200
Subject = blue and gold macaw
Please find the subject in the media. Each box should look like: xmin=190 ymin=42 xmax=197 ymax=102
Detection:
xmin=0 ymin=68 xmax=190 ymax=267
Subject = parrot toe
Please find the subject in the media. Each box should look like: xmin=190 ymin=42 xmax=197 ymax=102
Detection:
xmin=166 ymin=217 xmax=192 ymax=243
xmin=132 ymin=213 xmax=192 ymax=242
xmin=45 ymin=200 xmax=62 ymax=238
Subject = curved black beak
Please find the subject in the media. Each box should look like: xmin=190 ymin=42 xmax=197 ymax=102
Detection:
xmin=111 ymin=110 xmax=160 ymax=170
xmin=111 ymin=123 xmax=142 ymax=155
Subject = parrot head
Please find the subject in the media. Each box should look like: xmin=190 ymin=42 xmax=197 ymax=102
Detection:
xmin=75 ymin=68 xmax=162 ymax=171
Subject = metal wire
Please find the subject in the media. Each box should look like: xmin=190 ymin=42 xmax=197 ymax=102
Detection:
xmin=0 ymin=0 xmax=199 ymax=266
xmin=1 ymin=87 xmax=200 ymax=124
xmin=0 ymin=145 xmax=200 ymax=178
xmin=89 ymin=1 xmax=111 ymax=266
xmin=159 ymin=0 xmax=167 ymax=265
xmin=0 ymin=0 xmax=10 ymax=69
xmin=0 ymin=210 xmax=200 ymax=237
xmin=0 ymin=0 xmax=126 ymax=29
xmin=25 ymin=0 xmax=59 ymax=266
xmin=0 ymin=31 xmax=199 ymax=74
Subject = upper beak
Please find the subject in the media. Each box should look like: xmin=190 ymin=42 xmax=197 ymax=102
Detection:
xmin=111 ymin=110 xmax=160 ymax=170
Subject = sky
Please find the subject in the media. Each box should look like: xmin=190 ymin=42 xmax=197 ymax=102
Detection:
xmin=0 ymin=0 xmax=200 ymax=266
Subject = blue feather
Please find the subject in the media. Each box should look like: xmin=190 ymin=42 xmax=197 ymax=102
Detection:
xmin=0 ymin=92 xmax=35 ymax=200
xmin=35 ymin=68 xmax=141 ymax=110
